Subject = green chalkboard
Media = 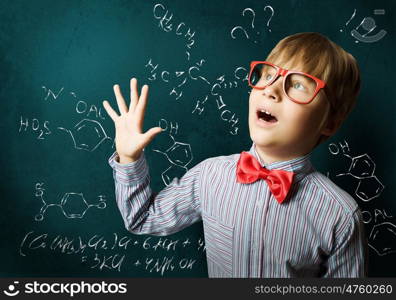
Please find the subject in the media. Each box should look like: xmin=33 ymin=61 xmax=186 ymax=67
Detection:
xmin=1 ymin=0 xmax=395 ymax=277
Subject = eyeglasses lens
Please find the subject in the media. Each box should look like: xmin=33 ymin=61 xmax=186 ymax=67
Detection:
xmin=249 ymin=63 xmax=318 ymax=103
xmin=284 ymin=73 xmax=317 ymax=103
xmin=249 ymin=63 xmax=277 ymax=88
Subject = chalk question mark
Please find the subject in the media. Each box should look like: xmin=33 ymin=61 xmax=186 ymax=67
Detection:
xmin=264 ymin=5 xmax=274 ymax=32
xmin=243 ymin=8 xmax=259 ymax=43
xmin=231 ymin=26 xmax=249 ymax=39
xmin=231 ymin=7 xmax=256 ymax=40
xmin=243 ymin=8 xmax=256 ymax=30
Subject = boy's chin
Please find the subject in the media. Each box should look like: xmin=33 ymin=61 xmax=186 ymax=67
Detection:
xmin=249 ymin=133 xmax=278 ymax=149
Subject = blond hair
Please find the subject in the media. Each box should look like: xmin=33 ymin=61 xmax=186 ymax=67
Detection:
xmin=266 ymin=32 xmax=361 ymax=144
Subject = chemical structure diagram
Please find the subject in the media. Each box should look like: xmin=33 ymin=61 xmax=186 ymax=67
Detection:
xmin=145 ymin=57 xmax=244 ymax=136
xmin=34 ymin=182 xmax=107 ymax=221
xmin=148 ymin=2 xmax=247 ymax=136
xmin=50 ymin=90 xmax=113 ymax=152
xmin=328 ymin=140 xmax=396 ymax=256
xmin=152 ymin=119 xmax=193 ymax=186
xmin=328 ymin=140 xmax=384 ymax=202
xmin=58 ymin=118 xmax=112 ymax=152
xmin=360 ymin=208 xmax=396 ymax=256
xmin=368 ymin=221 xmax=396 ymax=256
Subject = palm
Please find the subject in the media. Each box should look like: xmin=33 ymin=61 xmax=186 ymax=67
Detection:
xmin=114 ymin=114 xmax=144 ymax=156
xmin=103 ymin=78 xmax=162 ymax=162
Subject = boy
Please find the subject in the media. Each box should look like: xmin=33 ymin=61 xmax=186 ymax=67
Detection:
xmin=103 ymin=32 xmax=367 ymax=277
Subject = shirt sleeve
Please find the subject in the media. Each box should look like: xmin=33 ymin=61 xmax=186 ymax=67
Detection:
xmin=323 ymin=208 xmax=368 ymax=278
xmin=108 ymin=151 xmax=202 ymax=236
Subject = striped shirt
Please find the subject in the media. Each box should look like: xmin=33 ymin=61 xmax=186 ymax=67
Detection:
xmin=108 ymin=143 xmax=368 ymax=278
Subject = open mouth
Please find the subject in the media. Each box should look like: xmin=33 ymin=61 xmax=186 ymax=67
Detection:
xmin=256 ymin=109 xmax=278 ymax=123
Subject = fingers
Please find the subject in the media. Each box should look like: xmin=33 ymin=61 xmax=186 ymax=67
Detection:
xmin=113 ymin=84 xmax=128 ymax=115
xmin=102 ymin=100 xmax=119 ymax=122
xmin=135 ymin=84 xmax=149 ymax=129
xmin=129 ymin=78 xmax=139 ymax=111
xmin=144 ymin=127 xmax=163 ymax=143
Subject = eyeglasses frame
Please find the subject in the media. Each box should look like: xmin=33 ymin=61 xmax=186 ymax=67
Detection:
xmin=248 ymin=61 xmax=327 ymax=105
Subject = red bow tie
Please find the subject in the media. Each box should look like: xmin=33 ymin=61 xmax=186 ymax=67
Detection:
xmin=236 ymin=152 xmax=295 ymax=204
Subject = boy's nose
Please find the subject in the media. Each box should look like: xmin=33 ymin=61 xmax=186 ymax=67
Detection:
xmin=262 ymin=76 xmax=283 ymax=102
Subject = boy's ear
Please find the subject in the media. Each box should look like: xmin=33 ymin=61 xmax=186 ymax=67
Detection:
xmin=321 ymin=116 xmax=343 ymax=137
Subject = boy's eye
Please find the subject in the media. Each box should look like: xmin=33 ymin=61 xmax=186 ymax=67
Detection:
xmin=292 ymin=82 xmax=306 ymax=91
xmin=262 ymin=73 xmax=273 ymax=81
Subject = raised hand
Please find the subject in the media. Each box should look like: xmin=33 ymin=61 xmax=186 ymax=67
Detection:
xmin=103 ymin=78 xmax=163 ymax=164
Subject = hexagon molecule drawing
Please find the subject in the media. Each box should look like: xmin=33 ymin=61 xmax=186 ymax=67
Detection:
xmin=335 ymin=152 xmax=385 ymax=202
xmin=58 ymin=119 xmax=111 ymax=152
xmin=34 ymin=182 xmax=106 ymax=221
xmin=355 ymin=176 xmax=385 ymax=202
xmin=163 ymin=141 xmax=193 ymax=167
xmin=348 ymin=154 xmax=375 ymax=178
xmin=153 ymin=134 xmax=193 ymax=186
xmin=368 ymin=222 xmax=396 ymax=256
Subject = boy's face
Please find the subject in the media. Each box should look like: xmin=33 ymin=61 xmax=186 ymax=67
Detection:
xmin=248 ymin=60 xmax=333 ymax=161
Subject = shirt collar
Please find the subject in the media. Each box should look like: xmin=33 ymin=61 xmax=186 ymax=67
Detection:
xmin=249 ymin=143 xmax=314 ymax=180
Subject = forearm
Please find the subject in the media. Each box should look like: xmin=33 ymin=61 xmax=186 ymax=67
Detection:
xmin=114 ymin=173 xmax=156 ymax=234
xmin=110 ymin=151 xmax=157 ymax=234
xmin=109 ymin=151 xmax=203 ymax=236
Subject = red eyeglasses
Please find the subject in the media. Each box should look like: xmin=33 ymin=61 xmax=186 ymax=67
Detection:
xmin=248 ymin=61 xmax=327 ymax=104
